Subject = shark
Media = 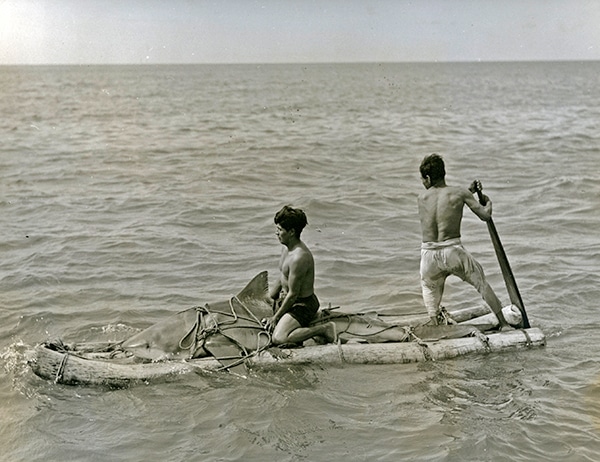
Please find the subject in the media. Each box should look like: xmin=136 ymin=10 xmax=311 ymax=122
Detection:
xmin=121 ymin=271 xmax=273 ymax=373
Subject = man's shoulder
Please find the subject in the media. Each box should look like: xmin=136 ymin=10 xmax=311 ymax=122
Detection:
xmin=289 ymin=242 xmax=313 ymax=261
xmin=446 ymin=185 xmax=471 ymax=199
xmin=445 ymin=184 xmax=465 ymax=192
xmin=287 ymin=245 xmax=314 ymax=275
xmin=419 ymin=187 xmax=438 ymax=201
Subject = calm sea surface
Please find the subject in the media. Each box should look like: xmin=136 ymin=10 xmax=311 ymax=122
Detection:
xmin=1 ymin=62 xmax=600 ymax=461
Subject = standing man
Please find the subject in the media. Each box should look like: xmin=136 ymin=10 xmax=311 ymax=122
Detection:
xmin=417 ymin=154 xmax=511 ymax=329
xmin=265 ymin=205 xmax=337 ymax=345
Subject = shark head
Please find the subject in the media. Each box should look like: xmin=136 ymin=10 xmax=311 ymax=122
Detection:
xmin=120 ymin=308 xmax=199 ymax=361
xmin=121 ymin=272 xmax=273 ymax=361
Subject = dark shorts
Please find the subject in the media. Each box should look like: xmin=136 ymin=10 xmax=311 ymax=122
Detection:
xmin=281 ymin=294 xmax=320 ymax=327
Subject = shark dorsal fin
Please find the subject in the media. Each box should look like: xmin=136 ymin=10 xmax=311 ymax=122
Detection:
xmin=236 ymin=271 xmax=270 ymax=302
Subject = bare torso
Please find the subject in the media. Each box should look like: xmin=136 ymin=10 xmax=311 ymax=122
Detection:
xmin=418 ymin=184 xmax=468 ymax=243
xmin=278 ymin=242 xmax=315 ymax=298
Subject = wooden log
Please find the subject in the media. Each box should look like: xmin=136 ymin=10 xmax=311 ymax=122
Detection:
xmin=460 ymin=304 xmax=523 ymax=327
xmin=247 ymin=328 xmax=545 ymax=367
xmin=29 ymin=345 xmax=222 ymax=386
xmin=357 ymin=305 xmax=490 ymax=326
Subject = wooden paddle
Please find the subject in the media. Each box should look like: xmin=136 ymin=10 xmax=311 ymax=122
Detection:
xmin=474 ymin=183 xmax=530 ymax=328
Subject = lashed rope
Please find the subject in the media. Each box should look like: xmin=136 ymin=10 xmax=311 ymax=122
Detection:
xmin=176 ymin=296 xmax=273 ymax=370
xmin=319 ymin=312 xmax=410 ymax=341
xmin=54 ymin=351 xmax=69 ymax=384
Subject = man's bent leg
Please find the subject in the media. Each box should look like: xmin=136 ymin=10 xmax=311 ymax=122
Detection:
xmin=480 ymin=282 xmax=512 ymax=329
xmin=421 ymin=277 xmax=446 ymax=324
xmin=271 ymin=314 xmax=301 ymax=345
xmin=449 ymin=247 xmax=511 ymax=329
xmin=272 ymin=314 xmax=337 ymax=345
xmin=420 ymin=250 xmax=447 ymax=323
xmin=461 ymin=257 xmax=511 ymax=328
xmin=286 ymin=322 xmax=337 ymax=345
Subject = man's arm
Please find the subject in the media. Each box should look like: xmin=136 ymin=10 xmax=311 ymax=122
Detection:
xmin=269 ymin=250 xmax=286 ymax=300
xmin=272 ymin=255 xmax=305 ymax=321
xmin=265 ymin=253 xmax=308 ymax=331
xmin=269 ymin=279 xmax=283 ymax=301
xmin=464 ymin=188 xmax=492 ymax=222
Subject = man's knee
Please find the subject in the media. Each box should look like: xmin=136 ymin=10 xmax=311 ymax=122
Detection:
xmin=271 ymin=333 xmax=286 ymax=345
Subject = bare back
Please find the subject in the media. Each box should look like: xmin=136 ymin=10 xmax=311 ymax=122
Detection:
xmin=418 ymin=182 xmax=492 ymax=243
xmin=418 ymin=185 xmax=466 ymax=242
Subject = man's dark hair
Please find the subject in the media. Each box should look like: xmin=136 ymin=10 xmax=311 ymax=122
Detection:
xmin=274 ymin=205 xmax=308 ymax=237
xmin=420 ymin=153 xmax=446 ymax=182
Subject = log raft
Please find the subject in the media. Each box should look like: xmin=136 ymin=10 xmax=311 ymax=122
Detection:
xmin=30 ymin=326 xmax=545 ymax=387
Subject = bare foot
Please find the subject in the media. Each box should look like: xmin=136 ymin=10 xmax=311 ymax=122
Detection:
xmin=324 ymin=322 xmax=338 ymax=343
xmin=499 ymin=324 xmax=515 ymax=332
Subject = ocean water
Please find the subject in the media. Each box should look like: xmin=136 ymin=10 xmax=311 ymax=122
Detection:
xmin=1 ymin=62 xmax=599 ymax=461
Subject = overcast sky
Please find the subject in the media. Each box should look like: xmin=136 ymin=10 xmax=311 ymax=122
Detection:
xmin=1 ymin=0 xmax=599 ymax=65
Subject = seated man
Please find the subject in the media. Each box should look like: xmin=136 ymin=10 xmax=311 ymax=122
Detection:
xmin=265 ymin=205 xmax=337 ymax=345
